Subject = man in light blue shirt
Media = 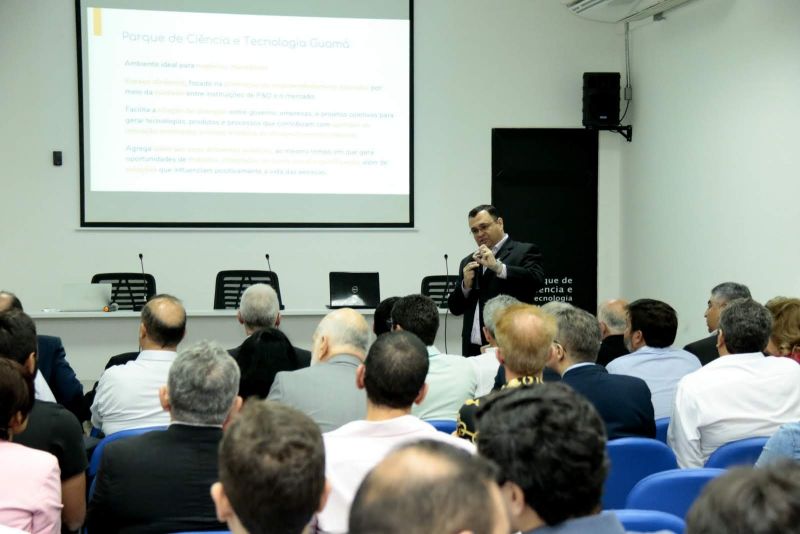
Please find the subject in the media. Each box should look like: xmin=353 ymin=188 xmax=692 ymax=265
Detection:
xmin=607 ymin=299 xmax=700 ymax=419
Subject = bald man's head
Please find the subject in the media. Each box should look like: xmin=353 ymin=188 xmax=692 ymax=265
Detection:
xmin=312 ymin=308 xmax=370 ymax=363
xmin=597 ymin=299 xmax=628 ymax=338
xmin=0 ymin=292 xmax=23 ymax=313
xmin=140 ymin=294 xmax=186 ymax=350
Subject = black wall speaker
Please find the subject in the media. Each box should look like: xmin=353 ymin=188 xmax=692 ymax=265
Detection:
xmin=582 ymin=73 xmax=620 ymax=127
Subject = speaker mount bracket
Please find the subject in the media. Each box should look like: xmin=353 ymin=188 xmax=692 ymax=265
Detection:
xmin=586 ymin=124 xmax=633 ymax=142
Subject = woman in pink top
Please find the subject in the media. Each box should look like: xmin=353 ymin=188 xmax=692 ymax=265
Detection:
xmin=0 ymin=359 xmax=62 ymax=534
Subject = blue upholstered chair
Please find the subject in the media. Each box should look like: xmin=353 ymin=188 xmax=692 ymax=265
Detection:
xmin=704 ymin=436 xmax=769 ymax=468
xmin=655 ymin=417 xmax=670 ymax=444
xmin=603 ymin=437 xmax=678 ymax=509
xmin=87 ymin=425 xmax=167 ymax=498
xmin=426 ymin=419 xmax=457 ymax=434
xmin=625 ymin=468 xmax=726 ymax=519
xmin=607 ymin=509 xmax=686 ymax=533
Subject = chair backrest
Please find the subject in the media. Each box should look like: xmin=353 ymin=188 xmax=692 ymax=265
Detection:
xmin=607 ymin=509 xmax=686 ymax=533
xmin=426 ymin=419 xmax=457 ymax=434
xmin=603 ymin=437 xmax=678 ymax=509
xmin=213 ymin=270 xmax=284 ymax=310
xmin=421 ymin=275 xmax=459 ymax=309
xmin=625 ymin=468 xmax=726 ymax=519
xmin=704 ymin=436 xmax=770 ymax=468
xmin=655 ymin=417 xmax=670 ymax=444
xmin=91 ymin=272 xmax=156 ymax=311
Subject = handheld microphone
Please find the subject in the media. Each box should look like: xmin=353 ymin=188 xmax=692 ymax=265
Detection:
xmin=443 ymin=253 xmax=450 ymax=354
xmin=139 ymin=253 xmax=148 ymax=311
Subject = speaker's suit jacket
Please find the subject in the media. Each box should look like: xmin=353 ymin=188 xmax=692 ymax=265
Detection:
xmin=37 ymin=335 xmax=86 ymax=420
xmin=683 ymin=334 xmax=719 ymax=366
xmin=448 ymin=238 xmax=544 ymax=355
xmin=561 ymin=363 xmax=656 ymax=440
xmin=87 ymin=424 xmax=226 ymax=534
xmin=268 ymin=354 xmax=367 ymax=433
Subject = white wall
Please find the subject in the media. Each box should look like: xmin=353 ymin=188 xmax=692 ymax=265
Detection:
xmin=622 ymin=0 xmax=800 ymax=345
xmin=0 ymin=1 xmax=623 ymax=315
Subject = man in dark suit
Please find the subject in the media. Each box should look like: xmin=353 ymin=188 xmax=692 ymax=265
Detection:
xmin=229 ymin=283 xmax=312 ymax=367
xmin=87 ymin=340 xmax=243 ymax=533
xmin=448 ymin=205 xmax=545 ymax=356
xmin=684 ymin=282 xmax=751 ymax=366
xmin=546 ymin=303 xmax=655 ymax=440
xmin=0 ymin=291 xmax=86 ymax=420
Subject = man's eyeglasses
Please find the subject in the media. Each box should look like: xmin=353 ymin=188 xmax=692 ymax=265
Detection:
xmin=470 ymin=221 xmax=496 ymax=235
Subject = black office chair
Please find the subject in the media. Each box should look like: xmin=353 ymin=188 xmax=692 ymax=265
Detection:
xmin=91 ymin=273 xmax=156 ymax=311
xmin=421 ymin=275 xmax=459 ymax=309
xmin=214 ymin=270 xmax=284 ymax=310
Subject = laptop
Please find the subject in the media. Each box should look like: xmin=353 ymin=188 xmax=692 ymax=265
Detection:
xmin=60 ymin=283 xmax=113 ymax=312
xmin=328 ymin=272 xmax=380 ymax=309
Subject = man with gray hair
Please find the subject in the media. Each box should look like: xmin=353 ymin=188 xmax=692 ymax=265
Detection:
xmin=669 ymin=299 xmax=800 ymax=467
xmin=469 ymin=294 xmax=519 ymax=396
xmin=230 ymin=283 xmax=311 ymax=367
xmin=88 ymin=340 xmax=243 ymax=533
xmin=545 ymin=303 xmax=655 ymax=440
xmin=596 ymin=299 xmax=630 ymax=367
xmin=268 ymin=308 xmax=370 ymax=432
xmin=684 ymin=282 xmax=751 ymax=365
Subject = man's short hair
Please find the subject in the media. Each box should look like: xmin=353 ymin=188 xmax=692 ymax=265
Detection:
xmin=494 ymin=304 xmax=557 ymax=376
xmin=218 ymin=401 xmax=325 ymax=534
xmin=316 ymin=309 xmax=370 ymax=355
xmin=141 ymin=294 xmax=186 ymax=347
xmin=349 ymin=440 xmax=502 ymax=534
xmin=373 ymin=296 xmax=399 ymax=336
xmin=597 ymin=301 xmax=627 ymax=332
xmin=766 ymin=297 xmax=800 ymax=355
xmin=0 ymin=310 xmax=37 ymax=365
xmin=0 ymin=291 xmax=23 ymax=312
xmin=391 ymin=294 xmax=439 ymax=346
xmin=476 ymin=384 xmax=608 ymax=526
xmin=719 ymin=298 xmax=773 ymax=354
xmin=238 ymin=284 xmax=280 ymax=330
xmin=468 ymin=204 xmax=500 ymax=219
xmin=0 ymin=358 xmax=35 ymax=440
xmin=627 ymin=299 xmax=678 ymax=348
xmin=710 ymin=282 xmax=752 ymax=304
xmin=686 ymin=461 xmax=800 ymax=534
xmin=548 ymin=305 xmax=602 ymax=363
xmin=483 ymin=295 xmax=520 ymax=337
xmin=168 ymin=340 xmax=240 ymax=425
xmin=363 ymin=331 xmax=429 ymax=409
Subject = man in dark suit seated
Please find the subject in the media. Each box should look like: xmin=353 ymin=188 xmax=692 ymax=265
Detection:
xmin=230 ymin=283 xmax=311 ymax=368
xmin=684 ymin=282 xmax=751 ymax=366
xmin=0 ymin=291 xmax=86 ymax=421
xmin=596 ymin=299 xmax=629 ymax=367
xmin=544 ymin=302 xmax=655 ymax=440
xmin=87 ymin=340 xmax=243 ymax=533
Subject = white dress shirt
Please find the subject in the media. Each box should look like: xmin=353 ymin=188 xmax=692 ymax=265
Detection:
xmin=34 ymin=373 xmax=56 ymax=403
xmin=90 ymin=349 xmax=176 ymax=435
xmin=411 ymin=346 xmax=478 ymax=421
xmin=465 ymin=234 xmax=509 ymax=345
xmin=470 ymin=347 xmax=501 ymax=397
xmin=607 ymin=345 xmax=701 ymax=419
xmin=318 ymin=415 xmax=475 ymax=533
xmin=668 ymin=352 xmax=800 ymax=468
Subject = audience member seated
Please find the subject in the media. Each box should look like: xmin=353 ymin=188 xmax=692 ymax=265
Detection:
xmin=372 ymin=296 xmax=399 ymax=337
xmin=472 ymin=294 xmax=518 ymax=396
xmin=669 ymin=298 xmax=800 ymax=468
xmin=87 ymin=340 xmax=242 ymax=533
xmin=457 ymin=303 xmax=556 ymax=442
xmin=765 ymin=296 xmax=800 ymax=362
xmin=91 ymin=294 xmax=186 ymax=435
xmin=391 ymin=294 xmax=477 ymax=420
xmin=607 ymin=298 xmax=700 ymax=419
xmin=348 ymin=440 xmax=508 ymax=534
xmin=230 ymin=283 xmax=311 ymax=367
xmin=0 ymin=310 xmax=86 ymax=532
xmin=684 ymin=282 xmax=751 ymax=366
xmin=0 ymin=358 xmax=62 ymax=534
xmin=476 ymin=384 xmax=624 ymax=534
xmin=686 ymin=461 xmax=800 ymax=534
xmin=546 ymin=303 xmax=655 ymax=440
xmin=756 ymin=421 xmax=800 ymax=466
xmin=211 ymin=401 xmax=329 ymax=534
xmin=235 ymin=327 xmax=301 ymax=400
xmin=318 ymin=331 xmax=474 ymax=533
xmin=268 ymin=308 xmax=369 ymax=432
xmin=0 ymin=291 xmax=84 ymax=418
xmin=596 ymin=299 xmax=629 ymax=367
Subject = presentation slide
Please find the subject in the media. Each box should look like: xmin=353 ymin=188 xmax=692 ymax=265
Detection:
xmin=78 ymin=1 xmax=412 ymax=226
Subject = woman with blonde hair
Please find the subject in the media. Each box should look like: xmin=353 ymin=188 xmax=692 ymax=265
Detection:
xmin=765 ymin=297 xmax=800 ymax=362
